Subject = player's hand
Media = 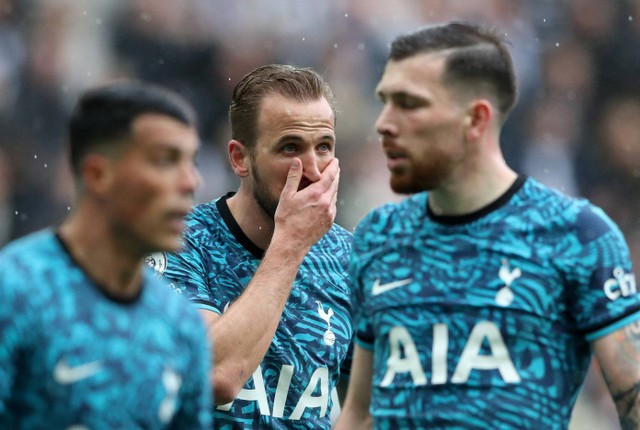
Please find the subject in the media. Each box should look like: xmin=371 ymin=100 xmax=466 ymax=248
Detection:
xmin=272 ymin=157 xmax=340 ymax=252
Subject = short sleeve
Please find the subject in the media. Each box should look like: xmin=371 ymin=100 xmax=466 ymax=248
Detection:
xmin=566 ymin=205 xmax=640 ymax=341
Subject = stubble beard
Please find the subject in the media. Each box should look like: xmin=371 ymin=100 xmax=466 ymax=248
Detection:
xmin=390 ymin=155 xmax=450 ymax=195
xmin=250 ymin=162 xmax=279 ymax=219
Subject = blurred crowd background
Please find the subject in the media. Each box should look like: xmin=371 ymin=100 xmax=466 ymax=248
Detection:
xmin=1 ymin=0 xmax=639 ymax=428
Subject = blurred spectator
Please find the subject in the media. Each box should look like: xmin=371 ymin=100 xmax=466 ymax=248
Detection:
xmin=522 ymin=97 xmax=581 ymax=196
xmin=578 ymin=94 xmax=640 ymax=270
xmin=3 ymin=0 xmax=72 ymax=239
xmin=0 ymin=148 xmax=12 ymax=246
xmin=0 ymin=0 xmax=26 ymax=114
xmin=110 ymin=0 xmax=227 ymax=140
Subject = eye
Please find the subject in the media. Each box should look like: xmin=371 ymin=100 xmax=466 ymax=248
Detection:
xmin=317 ymin=142 xmax=332 ymax=153
xmin=282 ymin=143 xmax=297 ymax=154
xmin=155 ymin=155 xmax=175 ymax=166
xmin=151 ymin=150 xmax=179 ymax=167
xmin=396 ymin=97 xmax=422 ymax=110
xmin=389 ymin=93 xmax=426 ymax=110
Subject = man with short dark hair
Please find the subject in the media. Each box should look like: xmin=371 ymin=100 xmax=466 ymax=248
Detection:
xmin=337 ymin=22 xmax=640 ymax=429
xmin=0 ymin=81 xmax=212 ymax=428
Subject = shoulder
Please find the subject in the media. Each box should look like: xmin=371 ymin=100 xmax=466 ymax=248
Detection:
xmin=184 ymin=200 xmax=222 ymax=235
xmin=177 ymin=198 xmax=230 ymax=252
xmin=0 ymin=230 xmax=61 ymax=320
xmin=143 ymin=269 xmax=203 ymax=326
xmin=0 ymin=229 xmax=55 ymax=259
xmin=354 ymin=193 xmax=427 ymax=241
xmin=518 ymin=178 xmax=620 ymax=240
xmin=0 ymin=229 xmax=59 ymax=280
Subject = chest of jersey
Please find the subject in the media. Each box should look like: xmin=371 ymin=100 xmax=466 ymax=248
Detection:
xmin=14 ymin=284 xmax=196 ymax=428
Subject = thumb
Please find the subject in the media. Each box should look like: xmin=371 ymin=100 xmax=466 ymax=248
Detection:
xmin=281 ymin=158 xmax=302 ymax=197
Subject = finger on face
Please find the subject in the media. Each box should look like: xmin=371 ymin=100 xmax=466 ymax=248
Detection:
xmin=319 ymin=158 xmax=340 ymax=191
xmin=281 ymin=157 xmax=303 ymax=197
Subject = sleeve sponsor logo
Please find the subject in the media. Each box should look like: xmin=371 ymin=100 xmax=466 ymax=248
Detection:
xmin=603 ymin=267 xmax=637 ymax=301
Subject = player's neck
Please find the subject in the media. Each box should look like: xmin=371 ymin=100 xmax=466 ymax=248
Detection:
xmin=58 ymin=211 xmax=144 ymax=301
xmin=227 ymin=189 xmax=275 ymax=251
xmin=428 ymin=160 xmax=517 ymax=216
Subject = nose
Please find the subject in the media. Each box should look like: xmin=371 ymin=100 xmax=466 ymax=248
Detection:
xmin=375 ymin=104 xmax=397 ymax=137
xmin=298 ymin=151 xmax=322 ymax=182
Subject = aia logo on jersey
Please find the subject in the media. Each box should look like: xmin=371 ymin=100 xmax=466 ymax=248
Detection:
xmin=603 ymin=267 xmax=637 ymax=300
xmin=145 ymin=252 xmax=168 ymax=275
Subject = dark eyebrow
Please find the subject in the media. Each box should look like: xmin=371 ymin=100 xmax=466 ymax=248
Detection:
xmin=319 ymin=134 xmax=336 ymax=142
xmin=276 ymin=134 xmax=335 ymax=144
xmin=275 ymin=134 xmax=305 ymax=145
xmin=376 ymin=89 xmax=411 ymax=101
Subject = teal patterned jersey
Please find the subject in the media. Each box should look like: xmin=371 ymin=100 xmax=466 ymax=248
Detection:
xmin=350 ymin=176 xmax=640 ymax=430
xmin=0 ymin=230 xmax=212 ymax=429
xmin=158 ymin=193 xmax=353 ymax=429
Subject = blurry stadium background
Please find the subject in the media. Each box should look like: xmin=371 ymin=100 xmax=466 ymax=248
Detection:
xmin=1 ymin=0 xmax=639 ymax=428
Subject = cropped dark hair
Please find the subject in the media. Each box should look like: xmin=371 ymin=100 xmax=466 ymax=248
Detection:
xmin=389 ymin=21 xmax=518 ymax=121
xmin=228 ymin=64 xmax=335 ymax=151
xmin=68 ymin=80 xmax=197 ymax=176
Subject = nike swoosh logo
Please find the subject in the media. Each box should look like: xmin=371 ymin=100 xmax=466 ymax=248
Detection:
xmin=54 ymin=359 xmax=103 ymax=384
xmin=371 ymin=278 xmax=413 ymax=296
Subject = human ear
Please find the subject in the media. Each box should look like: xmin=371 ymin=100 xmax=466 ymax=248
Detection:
xmin=465 ymin=99 xmax=492 ymax=141
xmin=228 ymin=139 xmax=250 ymax=178
xmin=81 ymin=154 xmax=113 ymax=195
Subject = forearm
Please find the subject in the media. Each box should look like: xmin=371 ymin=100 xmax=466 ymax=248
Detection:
xmin=335 ymin=345 xmax=373 ymax=430
xmin=207 ymin=240 xmax=307 ymax=401
xmin=208 ymin=157 xmax=339 ymax=402
xmin=612 ymin=384 xmax=640 ymax=430
xmin=593 ymin=324 xmax=640 ymax=430
xmin=334 ymin=409 xmax=372 ymax=430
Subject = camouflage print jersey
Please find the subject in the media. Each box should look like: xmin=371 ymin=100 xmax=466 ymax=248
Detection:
xmin=351 ymin=176 xmax=640 ymax=430
xmin=0 ymin=230 xmax=212 ymax=429
xmin=155 ymin=193 xmax=353 ymax=429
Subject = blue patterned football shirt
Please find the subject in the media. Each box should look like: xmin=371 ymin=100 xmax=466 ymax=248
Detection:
xmin=350 ymin=176 xmax=640 ymax=429
xmin=0 ymin=230 xmax=212 ymax=429
xmin=159 ymin=193 xmax=353 ymax=429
